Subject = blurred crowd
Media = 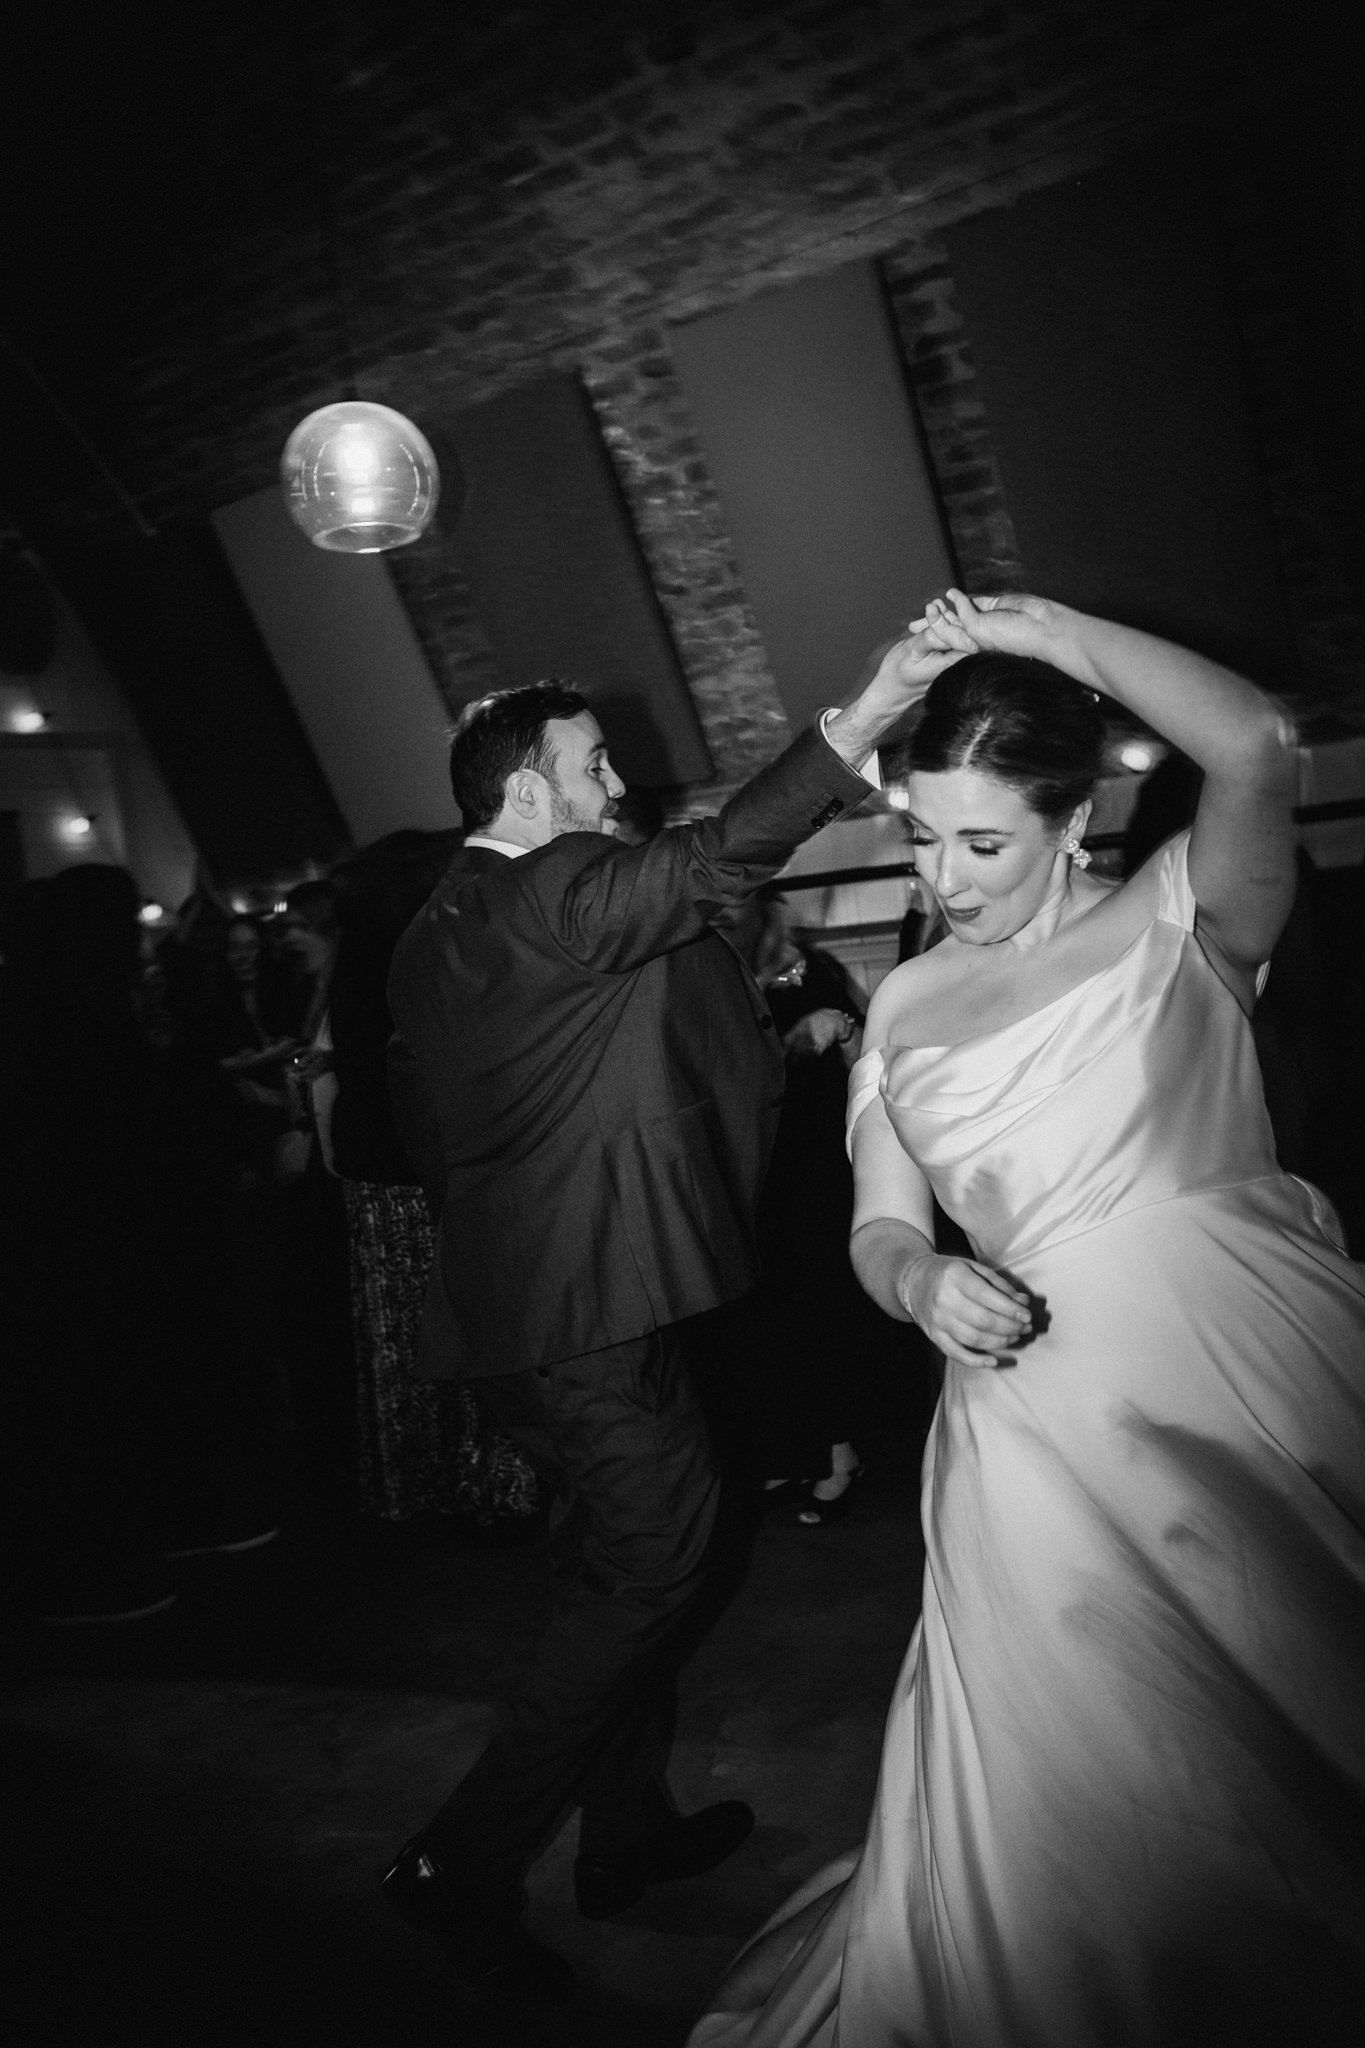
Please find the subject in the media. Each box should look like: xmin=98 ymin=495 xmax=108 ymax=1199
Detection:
xmin=0 ymin=834 xmax=541 ymax=1627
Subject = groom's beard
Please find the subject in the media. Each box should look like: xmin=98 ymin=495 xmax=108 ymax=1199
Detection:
xmin=549 ymin=786 xmax=616 ymax=836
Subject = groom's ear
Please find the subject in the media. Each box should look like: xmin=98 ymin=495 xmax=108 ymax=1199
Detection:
xmin=506 ymin=769 xmax=544 ymax=819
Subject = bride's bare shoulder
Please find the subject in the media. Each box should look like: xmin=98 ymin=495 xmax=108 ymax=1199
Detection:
xmin=864 ymin=866 xmax=1159 ymax=1052
xmin=864 ymin=945 xmax=964 ymax=1045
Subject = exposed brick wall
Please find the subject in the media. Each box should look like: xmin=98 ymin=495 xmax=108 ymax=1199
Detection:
xmin=882 ymin=237 xmax=1025 ymax=595
xmin=10 ymin=0 xmax=1362 ymax=826
xmin=383 ymin=333 xmax=794 ymax=812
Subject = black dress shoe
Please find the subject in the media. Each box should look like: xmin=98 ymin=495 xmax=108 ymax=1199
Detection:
xmin=795 ymin=1465 xmax=866 ymax=1526
xmin=574 ymin=1800 xmax=756 ymax=1919
xmin=382 ymin=1836 xmax=574 ymax=2004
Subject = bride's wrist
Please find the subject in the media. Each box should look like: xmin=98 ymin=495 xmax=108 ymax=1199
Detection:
xmin=895 ymin=1250 xmax=936 ymax=1324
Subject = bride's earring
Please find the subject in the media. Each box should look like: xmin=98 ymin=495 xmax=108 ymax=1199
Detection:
xmin=1064 ymin=835 xmax=1092 ymax=869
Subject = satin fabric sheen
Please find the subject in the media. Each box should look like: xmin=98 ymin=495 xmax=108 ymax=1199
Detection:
xmin=689 ymin=833 xmax=1365 ymax=2047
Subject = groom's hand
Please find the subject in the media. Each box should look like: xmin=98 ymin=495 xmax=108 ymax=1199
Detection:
xmin=823 ymin=615 xmax=971 ymax=769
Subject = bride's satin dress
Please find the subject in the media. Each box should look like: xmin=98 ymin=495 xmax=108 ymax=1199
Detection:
xmin=689 ymin=834 xmax=1365 ymax=2047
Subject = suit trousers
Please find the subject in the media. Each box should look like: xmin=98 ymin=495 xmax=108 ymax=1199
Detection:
xmin=425 ymin=1323 xmax=721 ymax=1887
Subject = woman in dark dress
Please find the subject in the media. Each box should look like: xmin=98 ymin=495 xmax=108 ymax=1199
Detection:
xmin=196 ymin=914 xmax=299 ymax=1183
xmin=727 ymin=893 xmax=905 ymax=1524
xmin=329 ymin=831 xmax=538 ymax=1525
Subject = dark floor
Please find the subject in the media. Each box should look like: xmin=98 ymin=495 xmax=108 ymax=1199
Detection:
xmin=4 ymin=1417 xmax=929 ymax=2047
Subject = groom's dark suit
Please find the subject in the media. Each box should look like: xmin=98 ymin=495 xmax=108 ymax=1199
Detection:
xmin=387 ymin=721 xmax=870 ymax=1893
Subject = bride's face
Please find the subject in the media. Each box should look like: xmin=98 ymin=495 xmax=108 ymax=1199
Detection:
xmin=905 ymin=766 xmax=1068 ymax=945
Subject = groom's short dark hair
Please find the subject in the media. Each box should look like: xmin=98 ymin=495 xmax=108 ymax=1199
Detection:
xmin=449 ymin=680 xmax=590 ymax=833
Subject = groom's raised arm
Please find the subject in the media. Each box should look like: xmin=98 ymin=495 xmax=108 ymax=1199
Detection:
xmin=523 ymin=629 xmax=957 ymax=975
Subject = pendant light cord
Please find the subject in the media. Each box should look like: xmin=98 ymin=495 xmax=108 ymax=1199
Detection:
xmin=289 ymin=8 xmax=361 ymax=402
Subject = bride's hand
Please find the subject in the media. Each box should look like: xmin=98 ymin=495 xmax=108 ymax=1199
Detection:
xmin=898 ymin=1251 xmax=1034 ymax=1368
xmin=909 ymin=589 xmax=1064 ymax=665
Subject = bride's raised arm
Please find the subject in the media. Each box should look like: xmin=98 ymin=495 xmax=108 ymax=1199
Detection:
xmin=918 ymin=589 xmax=1298 ymax=976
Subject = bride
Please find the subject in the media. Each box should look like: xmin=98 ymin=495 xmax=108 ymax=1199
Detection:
xmin=688 ymin=591 xmax=1365 ymax=2047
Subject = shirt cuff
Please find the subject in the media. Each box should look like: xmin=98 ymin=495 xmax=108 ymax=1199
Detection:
xmin=817 ymin=707 xmax=882 ymax=790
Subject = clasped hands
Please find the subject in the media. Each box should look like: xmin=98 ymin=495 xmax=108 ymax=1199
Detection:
xmin=828 ymin=589 xmax=1060 ymax=769
xmin=879 ymin=588 xmax=1063 ymax=697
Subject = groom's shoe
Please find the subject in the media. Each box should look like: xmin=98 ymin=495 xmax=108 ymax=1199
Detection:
xmin=574 ymin=1800 xmax=756 ymax=1920
xmin=382 ymin=1836 xmax=574 ymax=2004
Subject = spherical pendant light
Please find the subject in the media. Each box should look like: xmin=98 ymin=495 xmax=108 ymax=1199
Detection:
xmin=281 ymin=399 xmax=439 ymax=552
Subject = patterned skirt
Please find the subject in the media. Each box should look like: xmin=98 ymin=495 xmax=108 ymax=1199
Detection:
xmin=343 ymin=1180 xmax=539 ymax=1523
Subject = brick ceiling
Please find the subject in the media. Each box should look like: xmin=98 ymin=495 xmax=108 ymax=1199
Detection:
xmin=2 ymin=0 xmax=1360 ymax=798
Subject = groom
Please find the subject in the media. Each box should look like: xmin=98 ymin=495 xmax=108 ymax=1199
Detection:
xmin=383 ymin=635 xmax=941 ymax=2002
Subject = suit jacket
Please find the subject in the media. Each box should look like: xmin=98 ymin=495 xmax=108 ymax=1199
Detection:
xmin=387 ymin=724 xmax=870 ymax=1380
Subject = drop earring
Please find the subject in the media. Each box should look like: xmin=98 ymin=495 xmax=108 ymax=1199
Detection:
xmin=1064 ymin=835 xmax=1092 ymax=869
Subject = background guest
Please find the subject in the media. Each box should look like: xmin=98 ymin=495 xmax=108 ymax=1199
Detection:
xmin=261 ymin=877 xmax=354 ymax=1506
xmin=329 ymin=829 xmax=539 ymax=1528
xmin=718 ymin=893 xmax=906 ymax=1525
xmin=273 ymin=879 xmax=339 ymax=1048
xmin=191 ymin=914 xmax=299 ymax=1187
xmin=0 ymin=864 xmax=272 ymax=1621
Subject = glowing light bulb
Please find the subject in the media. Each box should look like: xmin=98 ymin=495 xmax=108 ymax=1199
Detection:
xmin=334 ymin=425 xmax=382 ymax=483
xmin=886 ymin=785 xmax=911 ymax=811
xmin=138 ymin=903 xmax=165 ymax=926
xmin=62 ymin=815 xmax=94 ymax=841
xmin=1119 ymin=741 xmax=1157 ymax=773
xmin=280 ymin=399 xmax=439 ymax=552
xmin=11 ymin=707 xmax=47 ymax=734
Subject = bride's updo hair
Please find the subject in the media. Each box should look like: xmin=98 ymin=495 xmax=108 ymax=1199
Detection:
xmin=908 ymin=653 xmax=1107 ymax=823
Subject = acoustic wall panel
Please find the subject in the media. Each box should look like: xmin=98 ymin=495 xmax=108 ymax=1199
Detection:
xmin=448 ymin=373 xmax=711 ymax=788
xmin=212 ymin=486 xmax=457 ymax=844
xmin=947 ymin=147 xmax=1294 ymax=681
xmin=669 ymin=261 xmax=955 ymax=735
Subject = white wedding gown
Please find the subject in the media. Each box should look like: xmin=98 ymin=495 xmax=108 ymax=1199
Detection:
xmin=689 ymin=834 xmax=1365 ymax=2047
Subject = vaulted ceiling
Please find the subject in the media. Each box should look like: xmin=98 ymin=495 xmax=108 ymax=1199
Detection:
xmin=3 ymin=0 xmax=1361 ymax=841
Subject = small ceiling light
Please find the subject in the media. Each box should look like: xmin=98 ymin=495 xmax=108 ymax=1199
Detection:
xmin=62 ymin=815 xmax=94 ymax=841
xmin=11 ymin=707 xmax=48 ymax=734
xmin=1118 ymin=740 xmax=1158 ymax=773
xmin=281 ymin=399 xmax=439 ymax=553
xmin=138 ymin=902 xmax=165 ymax=926
xmin=886 ymin=785 xmax=912 ymax=811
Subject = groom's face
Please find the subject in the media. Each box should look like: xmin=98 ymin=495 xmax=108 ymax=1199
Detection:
xmin=543 ymin=713 xmax=626 ymax=838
